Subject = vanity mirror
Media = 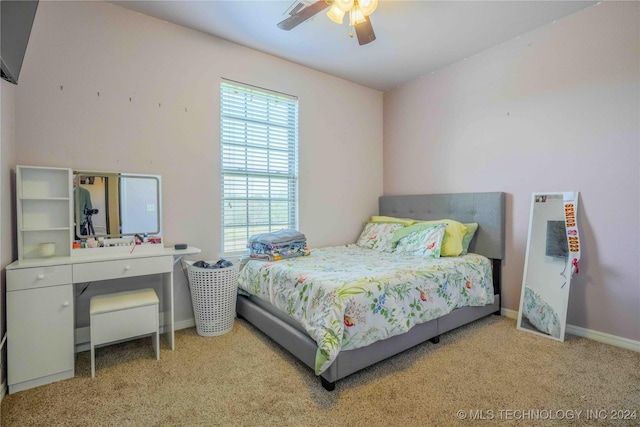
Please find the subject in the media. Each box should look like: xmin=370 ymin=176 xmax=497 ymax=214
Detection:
xmin=517 ymin=192 xmax=580 ymax=341
xmin=74 ymin=171 xmax=161 ymax=240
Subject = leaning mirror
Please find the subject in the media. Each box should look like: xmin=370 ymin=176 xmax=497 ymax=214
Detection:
xmin=74 ymin=171 xmax=161 ymax=239
xmin=517 ymin=192 xmax=580 ymax=341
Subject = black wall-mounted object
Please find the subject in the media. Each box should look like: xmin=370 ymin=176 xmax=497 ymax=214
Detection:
xmin=1 ymin=1 xmax=39 ymax=85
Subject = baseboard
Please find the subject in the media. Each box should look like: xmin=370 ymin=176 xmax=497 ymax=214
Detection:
xmin=73 ymin=312 xmax=195 ymax=353
xmin=565 ymin=324 xmax=640 ymax=352
xmin=173 ymin=310 xmax=640 ymax=353
xmin=1 ymin=379 xmax=6 ymax=404
xmin=501 ymin=308 xmax=518 ymax=319
xmin=74 ymin=318 xmax=197 ymax=352
xmin=73 ymin=312 xmax=640 ymax=355
xmin=174 ymin=318 xmax=196 ymax=331
xmin=499 ymin=309 xmax=639 ymax=352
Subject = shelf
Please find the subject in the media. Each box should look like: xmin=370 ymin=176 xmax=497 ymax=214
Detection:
xmin=21 ymin=227 xmax=71 ymax=232
xmin=20 ymin=197 xmax=70 ymax=201
xmin=17 ymin=166 xmax=73 ymax=261
xmin=19 ymin=166 xmax=71 ymax=200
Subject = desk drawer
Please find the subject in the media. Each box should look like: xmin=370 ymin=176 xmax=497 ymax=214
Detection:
xmin=73 ymin=256 xmax=172 ymax=283
xmin=7 ymin=265 xmax=72 ymax=291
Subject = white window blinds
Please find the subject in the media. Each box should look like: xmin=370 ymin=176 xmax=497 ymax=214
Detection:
xmin=220 ymin=81 xmax=299 ymax=254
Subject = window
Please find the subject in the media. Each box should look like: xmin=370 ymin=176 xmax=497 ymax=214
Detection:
xmin=220 ymin=80 xmax=299 ymax=254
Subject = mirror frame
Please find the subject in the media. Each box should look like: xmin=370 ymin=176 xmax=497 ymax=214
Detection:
xmin=74 ymin=171 xmax=162 ymax=240
xmin=517 ymin=191 xmax=580 ymax=342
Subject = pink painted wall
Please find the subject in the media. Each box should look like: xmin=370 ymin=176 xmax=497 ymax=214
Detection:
xmin=9 ymin=1 xmax=638 ymax=344
xmin=13 ymin=2 xmax=382 ymax=326
xmin=383 ymin=2 xmax=639 ymax=340
xmin=1 ymin=77 xmax=18 ymax=392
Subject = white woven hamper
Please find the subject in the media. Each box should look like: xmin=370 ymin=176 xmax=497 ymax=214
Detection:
xmin=186 ymin=261 xmax=239 ymax=337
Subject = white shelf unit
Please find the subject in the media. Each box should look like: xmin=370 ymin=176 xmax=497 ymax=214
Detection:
xmin=17 ymin=166 xmax=73 ymax=260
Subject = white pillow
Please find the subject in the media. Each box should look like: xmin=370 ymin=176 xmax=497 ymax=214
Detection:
xmin=356 ymin=222 xmax=404 ymax=252
xmin=394 ymin=224 xmax=446 ymax=258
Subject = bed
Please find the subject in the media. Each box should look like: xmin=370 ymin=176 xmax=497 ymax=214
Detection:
xmin=236 ymin=192 xmax=505 ymax=391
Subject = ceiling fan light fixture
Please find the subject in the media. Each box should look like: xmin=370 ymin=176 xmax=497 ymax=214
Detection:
xmin=327 ymin=3 xmax=346 ymax=24
xmin=334 ymin=0 xmax=354 ymax=13
xmin=349 ymin=5 xmax=366 ymax=26
xmin=276 ymin=0 xmax=375 ymax=45
xmin=358 ymin=0 xmax=378 ymax=16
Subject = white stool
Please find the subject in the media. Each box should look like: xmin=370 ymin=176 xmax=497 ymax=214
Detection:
xmin=89 ymin=288 xmax=160 ymax=378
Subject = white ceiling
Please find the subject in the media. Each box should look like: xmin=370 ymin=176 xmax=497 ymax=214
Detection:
xmin=113 ymin=0 xmax=596 ymax=91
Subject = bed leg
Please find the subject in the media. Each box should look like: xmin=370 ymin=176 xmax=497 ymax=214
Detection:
xmin=320 ymin=377 xmax=336 ymax=391
xmin=429 ymin=335 xmax=440 ymax=344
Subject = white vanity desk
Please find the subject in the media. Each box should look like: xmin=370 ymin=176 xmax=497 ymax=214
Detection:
xmin=6 ymin=245 xmax=200 ymax=394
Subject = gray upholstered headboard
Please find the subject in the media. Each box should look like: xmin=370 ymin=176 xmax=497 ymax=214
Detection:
xmin=379 ymin=192 xmax=505 ymax=260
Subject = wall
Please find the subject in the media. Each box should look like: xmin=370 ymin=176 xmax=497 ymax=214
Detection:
xmin=383 ymin=2 xmax=639 ymax=341
xmin=1 ymin=79 xmax=17 ymax=395
xmin=14 ymin=2 xmax=383 ymax=327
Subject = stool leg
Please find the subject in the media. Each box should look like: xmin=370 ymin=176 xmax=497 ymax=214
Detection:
xmin=91 ymin=343 xmax=96 ymax=378
xmin=90 ymin=315 xmax=96 ymax=378
xmin=154 ymin=310 xmax=159 ymax=360
xmin=154 ymin=331 xmax=160 ymax=360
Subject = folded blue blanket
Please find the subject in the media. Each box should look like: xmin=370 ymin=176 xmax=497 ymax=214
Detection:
xmin=248 ymin=240 xmax=306 ymax=253
xmin=249 ymin=250 xmax=309 ymax=262
xmin=247 ymin=229 xmax=306 ymax=246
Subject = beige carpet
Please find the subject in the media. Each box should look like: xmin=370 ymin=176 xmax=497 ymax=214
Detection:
xmin=2 ymin=316 xmax=639 ymax=426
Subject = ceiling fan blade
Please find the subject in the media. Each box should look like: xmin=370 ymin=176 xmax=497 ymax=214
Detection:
xmin=277 ymin=1 xmax=330 ymax=31
xmin=355 ymin=16 xmax=376 ymax=45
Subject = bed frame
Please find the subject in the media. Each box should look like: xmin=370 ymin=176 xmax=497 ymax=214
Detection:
xmin=236 ymin=192 xmax=506 ymax=391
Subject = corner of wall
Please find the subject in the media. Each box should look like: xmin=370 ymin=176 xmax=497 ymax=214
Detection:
xmin=1 ymin=78 xmax=18 ymax=403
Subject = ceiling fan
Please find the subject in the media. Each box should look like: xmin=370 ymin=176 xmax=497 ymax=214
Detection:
xmin=278 ymin=0 xmax=377 ymax=46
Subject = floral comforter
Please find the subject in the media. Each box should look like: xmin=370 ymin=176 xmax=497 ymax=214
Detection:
xmin=238 ymin=245 xmax=494 ymax=374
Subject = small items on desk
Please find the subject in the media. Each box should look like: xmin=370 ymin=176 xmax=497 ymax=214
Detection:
xmin=86 ymin=238 xmax=99 ymax=248
xmin=73 ymin=236 xmax=163 ymax=249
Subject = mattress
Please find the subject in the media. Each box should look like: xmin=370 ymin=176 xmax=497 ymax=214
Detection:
xmin=238 ymin=244 xmax=495 ymax=374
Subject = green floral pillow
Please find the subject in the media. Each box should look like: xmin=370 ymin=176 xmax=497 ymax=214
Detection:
xmin=392 ymin=219 xmax=467 ymax=257
xmin=356 ymin=222 xmax=404 ymax=252
xmin=394 ymin=224 xmax=446 ymax=258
